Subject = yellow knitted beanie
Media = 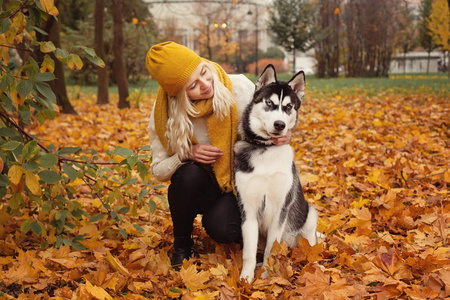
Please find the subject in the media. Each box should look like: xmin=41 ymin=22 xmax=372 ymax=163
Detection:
xmin=146 ymin=41 xmax=203 ymax=96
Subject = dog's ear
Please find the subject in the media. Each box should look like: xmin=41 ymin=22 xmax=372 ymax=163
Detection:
xmin=288 ymin=70 xmax=306 ymax=101
xmin=255 ymin=64 xmax=277 ymax=91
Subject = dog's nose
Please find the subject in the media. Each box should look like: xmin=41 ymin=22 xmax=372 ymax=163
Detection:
xmin=274 ymin=120 xmax=285 ymax=131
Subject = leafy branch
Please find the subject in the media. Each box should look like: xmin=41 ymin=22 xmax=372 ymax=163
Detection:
xmin=0 ymin=0 xmax=161 ymax=249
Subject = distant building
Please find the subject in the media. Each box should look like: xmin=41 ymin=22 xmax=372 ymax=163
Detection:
xmin=390 ymin=52 xmax=445 ymax=74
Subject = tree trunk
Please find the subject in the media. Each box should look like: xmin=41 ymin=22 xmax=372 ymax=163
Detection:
xmin=112 ymin=0 xmax=130 ymax=109
xmin=403 ymin=51 xmax=406 ymax=74
xmin=35 ymin=0 xmax=76 ymax=114
xmin=292 ymin=49 xmax=296 ymax=74
xmin=95 ymin=0 xmax=109 ymax=105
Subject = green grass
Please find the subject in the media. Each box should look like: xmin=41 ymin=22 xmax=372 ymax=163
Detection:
xmin=70 ymin=73 xmax=449 ymax=97
xmin=262 ymin=73 xmax=450 ymax=96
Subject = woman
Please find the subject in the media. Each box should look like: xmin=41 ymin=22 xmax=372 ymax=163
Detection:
xmin=146 ymin=41 xmax=289 ymax=269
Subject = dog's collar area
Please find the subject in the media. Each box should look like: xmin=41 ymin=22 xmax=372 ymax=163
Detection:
xmin=243 ymin=137 xmax=275 ymax=146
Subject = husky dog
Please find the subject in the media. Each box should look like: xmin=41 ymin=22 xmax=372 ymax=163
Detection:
xmin=234 ymin=64 xmax=318 ymax=281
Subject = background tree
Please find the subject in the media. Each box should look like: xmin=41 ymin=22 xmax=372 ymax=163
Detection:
xmin=195 ymin=13 xmax=215 ymax=60
xmin=112 ymin=0 xmax=130 ymax=109
xmin=158 ymin=17 xmax=184 ymax=45
xmin=192 ymin=2 xmax=243 ymax=71
xmin=268 ymin=0 xmax=318 ymax=73
xmin=315 ymin=0 xmax=342 ymax=78
xmin=427 ymin=0 xmax=450 ymax=76
xmin=95 ymin=0 xmax=109 ymax=105
xmin=59 ymin=0 xmax=91 ymax=30
xmin=418 ymin=0 xmax=437 ymax=73
xmin=59 ymin=1 xmax=156 ymax=89
xmin=395 ymin=3 xmax=418 ymax=74
xmin=32 ymin=0 xmax=77 ymax=114
xmin=341 ymin=0 xmax=401 ymax=77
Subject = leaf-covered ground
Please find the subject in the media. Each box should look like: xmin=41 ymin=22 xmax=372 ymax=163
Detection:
xmin=1 ymin=87 xmax=449 ymax=299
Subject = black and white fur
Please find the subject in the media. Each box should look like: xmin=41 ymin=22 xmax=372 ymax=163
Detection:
xmin=234 ymin=65 xmax=318 ymax=281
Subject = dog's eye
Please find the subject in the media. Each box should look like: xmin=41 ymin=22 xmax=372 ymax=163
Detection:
xmin=285 ymin=104 xmax=293 ymax=111
xmin=265 ymin=100 xmax=273 ymax=107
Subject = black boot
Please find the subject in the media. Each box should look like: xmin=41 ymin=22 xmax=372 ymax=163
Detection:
xmin=171 ymin=237 xmax=193 ymax=271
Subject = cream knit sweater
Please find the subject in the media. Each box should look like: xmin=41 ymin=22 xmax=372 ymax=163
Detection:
xmin=147 ymin=74 xmax=255 ymax=182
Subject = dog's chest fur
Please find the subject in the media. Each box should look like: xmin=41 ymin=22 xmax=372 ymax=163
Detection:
xmin=234 ymin=142 xmax=295 ymax=233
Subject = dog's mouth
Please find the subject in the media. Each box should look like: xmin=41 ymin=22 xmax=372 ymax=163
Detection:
xmin=268 ymin=131 xmax=283 ymax=137
xmin=264 ymin=129 xmax=287 ymax=139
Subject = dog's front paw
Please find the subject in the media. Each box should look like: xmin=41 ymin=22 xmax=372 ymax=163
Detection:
xmin=239 ymin=270 xmax=254 ymax=282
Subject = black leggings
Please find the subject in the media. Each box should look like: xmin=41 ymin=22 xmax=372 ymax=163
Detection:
xmin=168 ymin=163 xmax=242 ymax=244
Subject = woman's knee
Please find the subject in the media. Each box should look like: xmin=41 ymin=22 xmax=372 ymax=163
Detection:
xmin=203 ymin=194 xmax=242 ymax=243
xmin=169 ymin=163 xmax=209 ymax=192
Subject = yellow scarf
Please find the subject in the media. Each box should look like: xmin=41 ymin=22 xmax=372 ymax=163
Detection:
xmin=153 ymin=60 xmax=238 ymax=193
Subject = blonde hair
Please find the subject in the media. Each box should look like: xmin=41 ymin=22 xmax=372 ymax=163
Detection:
xmin=165 ymin=62 xmax=234 ymax=160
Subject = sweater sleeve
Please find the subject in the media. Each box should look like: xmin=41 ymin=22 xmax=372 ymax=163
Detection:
xmin=147 ymin=106 xmax=184 ymax=182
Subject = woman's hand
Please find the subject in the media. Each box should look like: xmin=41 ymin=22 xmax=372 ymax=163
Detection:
xmin=188 ymin=144 xmax=223 ymax=164
xmin=272 ymin=130 xmax=292 ymax=146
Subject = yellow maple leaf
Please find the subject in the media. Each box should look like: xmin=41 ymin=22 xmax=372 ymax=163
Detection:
xmin=180 ymin=264 xmax=210 ymax=292
xmin=300 ymin=173 xmax=319 ymax=186
xmin=103 ymin=275 xmax=119 ymax=291
xmin=250 ymin=291 xmax=266 ymax=299
xmin=350 ymin=197 xmax=369 ymax=209
xmin=210 ymin=263 xmax=228 ymax=280
xmin=346 ymin=207 xmax=372 ymax=234
xmin=367 ymin=168 xmax=381 ymax=184
xmin=334 ymin=109 xmax=347 ymax=120
xmin=105 ymin=251 xmax=129 ymax=276
xmin=85 ymin=279 xmax=113 ymax=300
xmin=444 ymin=169 xmax=450 ymax=183
xmin=292 ymin=237 xmax=323 ymax=263
xmin=367 ymin=167 xmax=389 ymax=189
xmin=372 ymin=118 xmax=383 ymax=127
xmin=78 ymin=223 xmax=100 ymax=238
xmin=297 ymin=266 xmax=331 ymax=296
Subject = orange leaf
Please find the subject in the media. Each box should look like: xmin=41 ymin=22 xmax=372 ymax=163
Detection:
xmin=105 ymin=251 xmax=129 ymax=276
xmin=180 ymin=264 xmax=210 ymax=292
xmin=85 ymin=279 xmax=113 ymax=300
xmin=292 ymin=237 xmax=323 ymax=263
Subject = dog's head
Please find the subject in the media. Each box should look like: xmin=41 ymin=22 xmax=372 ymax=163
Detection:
xmin=241 ymin=64 xmax=305 ymax=143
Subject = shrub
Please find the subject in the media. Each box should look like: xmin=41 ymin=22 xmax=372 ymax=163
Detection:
xmin=246 ymin=58 xmax=289 ymax=75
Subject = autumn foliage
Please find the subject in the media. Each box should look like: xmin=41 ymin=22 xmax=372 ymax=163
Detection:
xmin=0 ymin=85 xmax=448 ymax=299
